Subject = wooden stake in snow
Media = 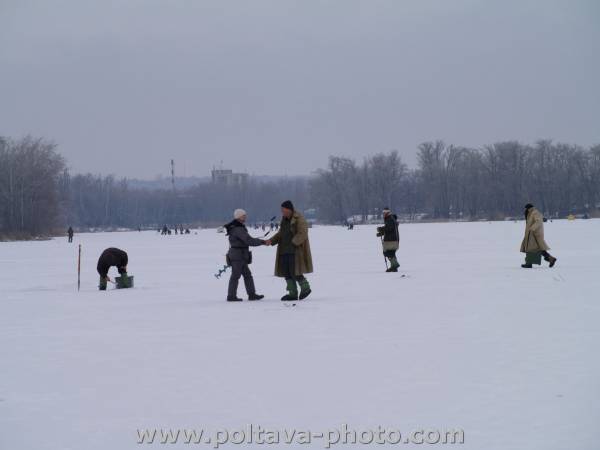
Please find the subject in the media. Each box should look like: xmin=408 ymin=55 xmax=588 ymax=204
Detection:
xmin=78 ymin=244 xmax=81 ymax=291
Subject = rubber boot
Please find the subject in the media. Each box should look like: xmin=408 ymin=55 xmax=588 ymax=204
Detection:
xmin=543 ymin=253 xmax=557 ymax=268
xmin=99 ymin=276 xmax=108 ymax=291
xmin=386 ymin=256 xmax=399 ymax=272
xmin=281 ymin=278 xmax=298 ymax=301
xmin=298 ymin=278 xmax=312 ymax=300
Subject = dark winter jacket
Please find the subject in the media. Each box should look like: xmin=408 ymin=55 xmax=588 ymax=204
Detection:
xmin=97 ymin=248 xmax=128 ymax=278
xmin=278 ymin=217 xmax=296 ymax=254
xmin=378 ymin=214 xmax=399 ymax=242
xmin=224 ymin=220 xmax=264 ymax=263
xmin=67 ymin=227 xmax=74 ymax=237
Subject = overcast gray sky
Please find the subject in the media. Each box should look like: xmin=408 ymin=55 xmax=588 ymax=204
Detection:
xmin=1 ymin=0 xmax=599 ymax=179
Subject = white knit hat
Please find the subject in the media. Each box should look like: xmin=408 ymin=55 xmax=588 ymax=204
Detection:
xmin=233 ymin=208 xmax=247 ymax=219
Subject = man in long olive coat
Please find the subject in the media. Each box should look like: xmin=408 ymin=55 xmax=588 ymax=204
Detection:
xmin=267 ymin=200 xmax=313 ymax=301
xmin=520 ymin=203 xmax=557 ymax=268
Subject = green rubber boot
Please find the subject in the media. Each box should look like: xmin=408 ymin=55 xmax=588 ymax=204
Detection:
xmin=386 ymin=256 xmax=399 ymax=272
xmin=281 ymin=278 xmax=298 ymax=301
xmin=299 ymin=278 xmax=312 ymax=300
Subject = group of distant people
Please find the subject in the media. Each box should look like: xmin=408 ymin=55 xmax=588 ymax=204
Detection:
xmin=250 ymin=222 xmax=279 ymax=232
xmin=159 ymin=225 xmax=191 ymax=235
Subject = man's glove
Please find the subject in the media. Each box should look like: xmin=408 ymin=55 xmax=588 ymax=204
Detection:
xmin=376 ymin=226 xmax=384 ymax=237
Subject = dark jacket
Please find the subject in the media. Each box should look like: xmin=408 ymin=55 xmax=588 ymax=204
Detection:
xmin=277 ymin=217 xmax=296 ymax=254
xmin=378 ymin=214 xmax=399 ymax=242
xmin=67 ymin=227 xmax=74 ymax=236
xmin=225 ymin=220 xmax=264 ymax=262
xmin=97 ymin=248 xmax=128 ymax=278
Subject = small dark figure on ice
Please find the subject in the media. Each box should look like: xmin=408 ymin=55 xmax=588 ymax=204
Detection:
xmin=520 ymin=203 xmax=557 ymax=268
xmin=225 ymin=209 xmax=268 ymax=302
xmin=97 ymin=247 xmax=130 ymax=290
xmin=377 ymin=208 xmax=400 ymax=272
xmin=267 ymin=200 xmax=313 ymax=301
xmin=67 ymin=226 xmax=74 ymax=243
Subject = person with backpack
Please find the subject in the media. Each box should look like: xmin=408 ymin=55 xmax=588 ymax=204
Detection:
xmin=377 ymin=207 xmax=400 ymax=272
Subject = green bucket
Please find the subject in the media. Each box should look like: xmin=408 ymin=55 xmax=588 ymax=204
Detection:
xmin=115 ymin=275 xmax=134 ymax=289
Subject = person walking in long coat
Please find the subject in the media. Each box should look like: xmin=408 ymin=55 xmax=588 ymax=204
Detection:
xmin=377 ymin=207 xmax=400 ymax=272
xmin=267 ymin=200 xmax=313 ymax=301
xmin=224 ymin=209 xmax=267 ymax=302
xmin=67 ymin=226 xmax=74 ymax=243
xmin=520 ymin=203 xmax=557 ymax=268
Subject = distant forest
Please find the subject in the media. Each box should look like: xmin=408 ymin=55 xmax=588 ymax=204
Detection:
xmin=1 ymin=135 xmax=599 ymax=239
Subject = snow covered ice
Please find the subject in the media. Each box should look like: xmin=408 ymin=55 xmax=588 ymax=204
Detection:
xmin=1 ymin=220 xmax=599 ymax=449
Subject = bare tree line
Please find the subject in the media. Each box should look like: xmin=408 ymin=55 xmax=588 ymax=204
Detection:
xmin=59 ymin=171 xmax=309 ymax=230
xmin=311 ymin=141 xmax=600 ymax=223
xmin=0 ymin=136 xmax=66 ymax=238
xmin=1 ymin=135 xmax=599 ymax=239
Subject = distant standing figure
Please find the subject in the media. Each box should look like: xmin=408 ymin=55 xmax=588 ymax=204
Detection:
xmin=97 ymin=247 xmax=129 ymax=290
xmin=377 ymin=208 xmax=400 ymax=272
xmin=67 ymin=226 xmax=74 ymax=243
xmin=520 ymin=203 xmax=557 ymax=268
xmin=225 ymin=209 xmax=267 ymax=302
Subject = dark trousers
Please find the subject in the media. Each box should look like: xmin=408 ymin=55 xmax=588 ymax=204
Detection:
xmin=228 ymin=260 xmax=256 ymax=298
xmin=68 ymin=236 xmax=73 ymax=243
xmin=279 ymin=253 xmax=306 ymax=283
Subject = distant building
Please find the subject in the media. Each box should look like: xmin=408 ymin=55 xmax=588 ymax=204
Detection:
xmin=211 ymin=167 xmax=249 ymax=186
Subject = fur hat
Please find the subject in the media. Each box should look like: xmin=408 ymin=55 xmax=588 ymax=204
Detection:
xmin=233 ymin=208 xmax=247 ymax=220
xmin=281 ymin=200 xmax=294 ymax=211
